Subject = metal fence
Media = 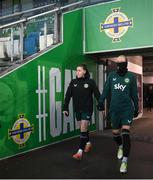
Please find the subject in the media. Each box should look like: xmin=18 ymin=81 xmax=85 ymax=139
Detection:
xmin=0 ymin=0 xmax=115 ymax=74
xmin=0 ymin=1 xmax=82 ymax=73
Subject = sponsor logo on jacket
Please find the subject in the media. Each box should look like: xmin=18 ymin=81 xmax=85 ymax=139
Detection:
xmin=114 ymin=83 xmax=126 ymax=91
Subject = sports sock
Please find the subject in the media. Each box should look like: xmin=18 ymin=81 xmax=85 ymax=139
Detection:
xmin=122 ymin=129 xmax=131 ymax=158
xmin=113 ymin=133 xmax=122 ymax=147
xmin=79 ymin=132 xmax=88 ymax=151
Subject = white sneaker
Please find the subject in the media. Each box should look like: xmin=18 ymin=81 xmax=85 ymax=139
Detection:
xmin=120 ymin=161 xmax=128 ymax=173
xmin=117 ymin=147 xmax=123 ymax=160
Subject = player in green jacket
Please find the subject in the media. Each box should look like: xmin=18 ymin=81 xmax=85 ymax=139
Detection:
xmin=98 ymin=55 xmax=139 ymax=173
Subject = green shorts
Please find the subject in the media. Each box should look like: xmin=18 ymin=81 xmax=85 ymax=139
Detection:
xmin=75 ymin=111 xmax=92 ymax=121
xmin=110 ymin=110 xmax=134 ymax=129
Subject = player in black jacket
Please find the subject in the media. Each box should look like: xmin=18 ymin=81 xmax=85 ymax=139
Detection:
xmin=63 ymin=64 xmax=100 ymax=160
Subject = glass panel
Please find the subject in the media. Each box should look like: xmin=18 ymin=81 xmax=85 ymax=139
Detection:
xmin=0 ymin=25 xmax=21 ymax=67
xmin=13 ymin=0 xmax=21 ymax=13
xmin=23 ymin=14 xmax=55 ymax=58
xmin=21 ymin=0 xmax=33 ymax=11
xmin=2 ymin=0 xmax=13 ymax=16
xmin=13 ymin=25 xmax=21 ymax=61
xmin=0 ymin=28 xmax=12 ymax=70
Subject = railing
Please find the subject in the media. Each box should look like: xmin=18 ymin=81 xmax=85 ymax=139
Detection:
xmin=0 ymin=1 xmax=83 ymax=74
xmin=0 ymin=0 xmax=114 ymax=74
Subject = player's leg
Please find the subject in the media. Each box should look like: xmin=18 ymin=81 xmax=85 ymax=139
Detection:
xmin=111 ymin=113 xmax=123 ymax=160
xmin=112 ymin=129 xmax=123 ymax=160
xmin=82 ymin=112 xmax=92 ymax=153
xmin=72 ymin=112 xmax=91 ymax=160
xmin=120 ymin=124 xmax=131 ymax=173
xmin=120 ymin=110 xmax=133 ymax=173
xmin=72 ymin=112 xmax=82 ymax=160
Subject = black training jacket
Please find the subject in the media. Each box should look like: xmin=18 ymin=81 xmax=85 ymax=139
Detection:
xmin=63 ymin=77 xmax=100 ymax=113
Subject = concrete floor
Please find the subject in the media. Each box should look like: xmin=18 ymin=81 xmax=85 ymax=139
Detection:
xmin=132 ymin=108 xmax=153 ymax=135
xmin=1 ymin=109 xmax=153 ymax=179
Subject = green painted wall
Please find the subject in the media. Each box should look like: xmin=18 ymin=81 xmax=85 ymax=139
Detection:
xmin=84 ymin=0 xmax=153 ymax=53
xmin=0 ymin=9 xmax=97 ymax=159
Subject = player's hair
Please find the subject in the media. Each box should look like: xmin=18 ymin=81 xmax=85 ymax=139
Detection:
xmin=118 ymin=55 xmax=128 ymax=62
xmin=77 ymin=64 xmax=90 ymax=79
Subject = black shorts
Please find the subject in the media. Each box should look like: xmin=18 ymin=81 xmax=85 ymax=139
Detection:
xmin=75 ymin=111 xmax=92 ymax=121
xmin=110 ymin=110 xmax=134 ymax=129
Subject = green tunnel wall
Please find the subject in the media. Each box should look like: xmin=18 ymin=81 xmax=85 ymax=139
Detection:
xmin=0 ymin=9 xmax=97 ymax=159
xmin=84 ymin=0 xmax=153 ymax=53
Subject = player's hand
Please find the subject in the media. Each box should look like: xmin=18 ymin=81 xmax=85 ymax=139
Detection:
xmin=134 ymin=110 xmax=139 ymax=118
xmin=63 ymin=111 xmax=69 ymax=117
xmin=97 ymin=103 xmax=104 ymax=111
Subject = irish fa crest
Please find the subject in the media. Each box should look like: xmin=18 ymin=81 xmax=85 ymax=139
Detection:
xmin=100 ymin=8 xmax=133 ymax=42
xmin=84 ymin=83 xmax=89 ymax=88
xmin=125 ymin=78 xmax=130 ymax=83
xmin=8 ymin=114 xmax=34 ymax=148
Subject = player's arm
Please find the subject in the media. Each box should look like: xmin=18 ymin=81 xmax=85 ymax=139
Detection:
xmin=90 ymin=79 xmax=101 ymax=101
xmin=98 ymin=73 xmax=111 ymax=110
xmin=63 ymin=80 xmax=73 ymax=116
xmin=131 ymin=75 xmax=139 ymax=117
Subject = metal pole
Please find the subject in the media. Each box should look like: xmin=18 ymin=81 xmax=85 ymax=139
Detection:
xmin=98 ymin=64 xmax=104 ymax=131
xmin=27 ymin=8 xmax=59 ymax=21
xmin=11 ymin=27 xmax=14 ymax=62
xmin=20 ymin=23 xmax=24 ymax=62
xmin=44 ymin=21 xmax=47 ymax=49
xmin=0 ymin=19 xmax=26 ymax=29
xmin=53 ymin=12 xmax=58 ymax=44
xmin=0 ymin=3 xmax=56 ymax=21
xmin=104 ymin=64 xmax=107 ymax=128
xmin=27 ymin=1 xmax=83 ymax=20
xmin=0 ymin=1 xmax=83 ymax=29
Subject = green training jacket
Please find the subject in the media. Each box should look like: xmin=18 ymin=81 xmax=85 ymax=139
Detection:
xmin=99 ymin=71 xmax=139 ymax=113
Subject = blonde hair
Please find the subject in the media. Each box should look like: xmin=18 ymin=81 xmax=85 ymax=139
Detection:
xmin=117 ymin=55 xmax=127 ymax=62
